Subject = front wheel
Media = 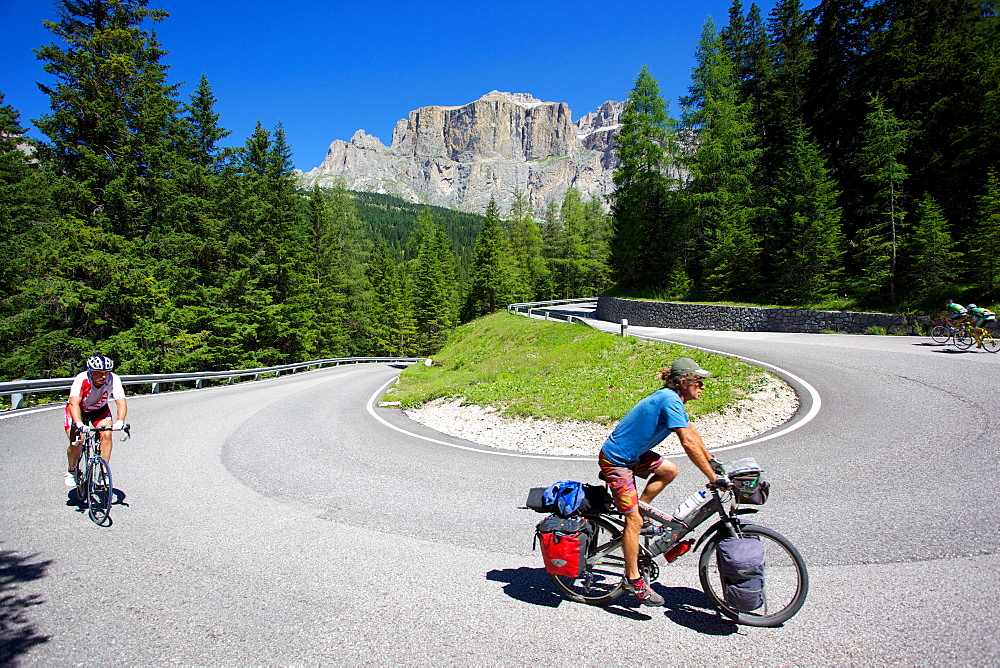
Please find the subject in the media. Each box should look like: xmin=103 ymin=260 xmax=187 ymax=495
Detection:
xmin=698 ymin=524 xmax=808 ymax=627
xmin=87 ymin=457 xmax=113 ymax=526
xmin=930 ymin=325 xmax=951 ymax=344
xmin=548 ymin=516 xmax=627 ymax=605
xmin=983 ymin=333 xmax=1000 ymax=353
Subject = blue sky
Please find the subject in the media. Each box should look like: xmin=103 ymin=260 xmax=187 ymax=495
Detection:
xmin=1 ymin=0 xmax=777 ymax=172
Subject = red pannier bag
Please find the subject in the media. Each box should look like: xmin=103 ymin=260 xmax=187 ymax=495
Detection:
xmin=535 ymin=515 xmax=594 ymax=577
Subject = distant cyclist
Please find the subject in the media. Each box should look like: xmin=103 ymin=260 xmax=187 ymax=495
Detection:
xmin=64 ymin=355 xmax=128 ymax=487
xmin=967 ymin=304 xmax=996 ymax=329
xmin=966 ymin=304 xmax=997 ymax=348
xmin=939 ymin=299 xmax=969 ymax=329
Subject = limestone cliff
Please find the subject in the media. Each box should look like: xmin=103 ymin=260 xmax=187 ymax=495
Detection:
xmin=298 ymin=92 xmax=623 ymax=215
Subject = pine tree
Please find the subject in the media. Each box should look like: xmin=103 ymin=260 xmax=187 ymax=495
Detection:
xmin=412 ymin=208 xmax=457 ymax=354
xmin=34 ymin=0 xmax=179 ymax=236
xmin=610 ymin=65 xmax=675 ymax=289
xmin=769 ymin=121 xmax=845 ymax=303
xmin=322 ymin=182 xmax=375 ymax=356
xmin=367 ymin=236 xmax=410 ymax=355
xmin=462 ymin=198 xmax=520 ymax=320
xmin=682 ymin=19 xmax=763 ymax=300
xmin=903 ymin=194 xmax=961 ymax=305
xmin=855 ymin=95 xmax=912 ymax=305
xmin=969 ymin=169 xmax=1000 ymax=298
xmin=306 ymin=185 xmax=348 ymax=355
xmin=508 ymin=190 xmax=549 ymax=301
xmin=179 ymin=75 xmax=231 ymax=170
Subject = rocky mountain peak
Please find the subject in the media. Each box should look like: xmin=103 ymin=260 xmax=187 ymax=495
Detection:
xmin=299 ymin=92 xmax=625 ymax=215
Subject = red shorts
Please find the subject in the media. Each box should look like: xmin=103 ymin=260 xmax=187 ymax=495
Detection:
xmin=63 ymin=404 xmax=112 ymax=431
xmin=598 ymin=450 xmax=665 ymax=514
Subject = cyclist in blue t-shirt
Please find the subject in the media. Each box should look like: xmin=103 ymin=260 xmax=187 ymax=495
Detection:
xmin=598 ymin=357 xmax=727 ymax=606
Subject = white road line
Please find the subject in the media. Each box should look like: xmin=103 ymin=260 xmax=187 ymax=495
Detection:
xmin=365 ymin=337 xmax=823 ymax=460
xmin=366 ymin=379 xmax=596 ymax=460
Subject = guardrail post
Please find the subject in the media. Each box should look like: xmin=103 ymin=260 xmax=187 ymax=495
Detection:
xmin=11 ymin=393 xmax=25 ymax=410
xmin=621 ymin=319 xmax=629 ymax=337
xmin=151 ymin=382 xmax=160 ymax=394
xmin=195 ymin=379 xmax=203 ymax=389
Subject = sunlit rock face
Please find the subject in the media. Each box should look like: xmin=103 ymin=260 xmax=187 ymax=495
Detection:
xmin=299 ymin=91 xmax=624 ymax=215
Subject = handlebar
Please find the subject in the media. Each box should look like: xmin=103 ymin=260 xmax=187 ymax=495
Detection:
xmin=706 ymin=475 xmax=732 ymax=490
xmin=77 ymin=424 xmax=131 ymax=440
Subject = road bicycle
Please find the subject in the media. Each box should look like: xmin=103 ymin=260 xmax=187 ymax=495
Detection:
xmin=954 ymin=323 xmax=1000 ymax=353
xmin=930 ymin=319 xmax=975 ymax=348
xmin=530 ymin=459 xmax=809 ymax=627
xmin=73 ymin=424 xmax=129 ymax=526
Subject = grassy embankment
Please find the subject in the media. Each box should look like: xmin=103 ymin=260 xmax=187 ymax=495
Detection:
xmin=385 ymin=312 xmax=777 ymax=423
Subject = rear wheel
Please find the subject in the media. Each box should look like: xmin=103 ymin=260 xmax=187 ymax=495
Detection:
xmin=87 ymin=457 xmax=113 ymax=526
xmin=955 ymin=330 xmax=975 ymax=349
xmin=930 ymin=325 xmax=951 ymax=344
xmin=699 ymin=524 xmax=808 ymax=627
xmin=548 ymin=516 xmax=627 ymax=605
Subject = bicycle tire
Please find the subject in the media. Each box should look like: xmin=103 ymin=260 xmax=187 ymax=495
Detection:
xmin=87 ymin=457 xmax=113 ymax=527
xmin=929 ymin=325 xmax=951 ymax=344
xmin=983 ymin=332 xmax=1000 ymax=353
xmin=74 ymin=459 xmax=88 ymax=506
xmin=548 ymin=516 xmax=627 ymax=605
xmin=698 ymin=524 xmax=808 ymax=627
xmin=954 ymin=331 xmax=974 ymax=350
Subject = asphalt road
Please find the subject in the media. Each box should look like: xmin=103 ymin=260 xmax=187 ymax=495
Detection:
xmin=1 ymin=316 xmax=998 ymax=664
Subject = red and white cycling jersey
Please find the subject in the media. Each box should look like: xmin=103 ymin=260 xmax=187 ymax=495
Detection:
xmin=69 ymin=371 xmax=126 ymax=412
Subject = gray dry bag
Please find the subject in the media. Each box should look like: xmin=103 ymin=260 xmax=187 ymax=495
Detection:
xmin=715 ymin=536 xmax=765 ymax=612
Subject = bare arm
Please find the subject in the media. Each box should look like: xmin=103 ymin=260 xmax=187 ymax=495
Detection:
xmin=674 ymin=423 xmax=716 ymax=482
xmin=68 ymin=396 xmax=83 ymax=424
xmin=115 ymin=398 xmax=127 ymax=423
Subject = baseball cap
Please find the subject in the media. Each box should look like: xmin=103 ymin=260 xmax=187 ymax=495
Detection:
xmin=670 ymin=357 xmax=712 ymax=378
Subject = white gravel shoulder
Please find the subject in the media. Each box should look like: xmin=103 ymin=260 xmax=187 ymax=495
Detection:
xmin=404 ymin=376 xmax=798 ymax=457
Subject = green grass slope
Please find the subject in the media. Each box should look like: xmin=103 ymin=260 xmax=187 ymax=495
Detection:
xmin=386 ymin=312 xmax=778 ymax=423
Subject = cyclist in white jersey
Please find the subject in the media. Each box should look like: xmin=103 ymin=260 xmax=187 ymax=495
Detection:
xmin=63 ymin=355 xmax=128 ymax=487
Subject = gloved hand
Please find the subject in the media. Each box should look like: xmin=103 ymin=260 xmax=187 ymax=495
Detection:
xmin=709 ymin=458 xmax=725 ymax=475
xmin=113 ymin=420 xmax=126 ymax=431
xmin=74 ymin=421 xmax=90 ymax=433
xmin=708 ymin=475 xmax=732 ymax=490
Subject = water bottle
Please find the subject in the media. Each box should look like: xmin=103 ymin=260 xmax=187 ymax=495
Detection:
xmin=672 ymin=490 xmax=710 ymax=522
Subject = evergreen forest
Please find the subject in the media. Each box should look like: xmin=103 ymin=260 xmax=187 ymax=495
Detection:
xmin=2 ymin=0 xmax=998 ymax=383
xmin=612 ymin=0 xmax=999 ymax=310
xmin=0 ymin=0 xmax=611 ymax=381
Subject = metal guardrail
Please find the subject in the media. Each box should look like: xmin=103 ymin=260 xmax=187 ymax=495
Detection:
xmin=507 ymin=298 xmax=598 ymax=325
xmin=0 ymin=356 xmax=424 ymax=411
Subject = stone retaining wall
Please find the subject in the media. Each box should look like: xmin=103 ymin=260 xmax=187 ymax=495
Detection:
xmin=595 ymin=296 xmax=938 ymax=335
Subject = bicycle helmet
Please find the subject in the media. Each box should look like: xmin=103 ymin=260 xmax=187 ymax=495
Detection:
xmin=968 ymin=304 xmax=977 ymax=309
xmin=86 ymin=354 xmax=115 ymax=371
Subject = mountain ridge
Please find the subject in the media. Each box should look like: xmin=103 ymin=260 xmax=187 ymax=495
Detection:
xmin=298 ymin=91 xmax=624 ymax=215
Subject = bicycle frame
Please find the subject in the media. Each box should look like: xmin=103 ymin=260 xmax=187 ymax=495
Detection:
xmin=585 ymin=489 xmax=755 ymax=567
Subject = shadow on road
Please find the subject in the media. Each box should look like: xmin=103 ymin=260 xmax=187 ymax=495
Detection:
xmin=486 ymin=567 xmax=563 ymax=608
xmin=66 ymin=487 xmax=129 ymax=510
xmin=487 ymin=568 xmax=740 ymax=633
xmin=655 ymin=585 xmax=740 ymax=635
xmin=0 ymin=546 xmax=52 ymax=663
